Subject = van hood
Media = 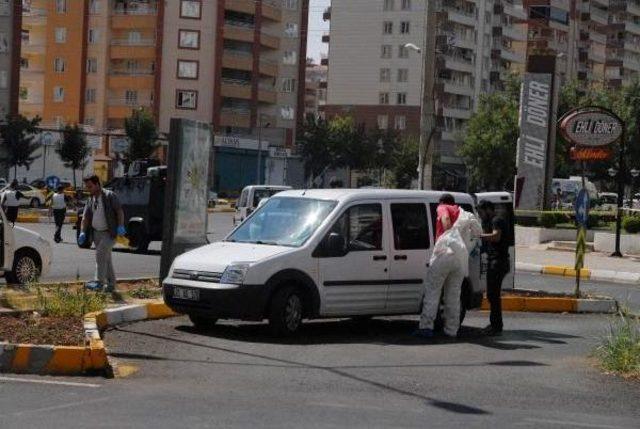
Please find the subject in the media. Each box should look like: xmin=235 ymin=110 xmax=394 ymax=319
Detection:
xmin=172 ymin=241 xmax=295 ymax=273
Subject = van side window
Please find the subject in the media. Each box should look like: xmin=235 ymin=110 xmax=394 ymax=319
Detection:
xmin=391 ymin=203 xmax=429 ymax=249
xmin=330 ymin=204 xmax=383 ymax=251
xmin=238 ymin=190 xmax=248 ymax=208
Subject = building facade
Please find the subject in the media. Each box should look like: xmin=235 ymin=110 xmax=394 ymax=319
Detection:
xmin=304 ymin=58 xmax=327 ymax=117
xmin=0 ymin=0 xmax=21 ymax=119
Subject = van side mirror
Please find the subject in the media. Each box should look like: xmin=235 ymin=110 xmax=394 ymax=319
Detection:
xmin=326 ymin=232 xmax=346 ymax=257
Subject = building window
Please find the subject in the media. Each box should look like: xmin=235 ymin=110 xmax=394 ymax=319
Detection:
xmin=178 ymin=30 xmax=200 ymax=49
xmin=89 ymin=0 xmax=101 ymax=14
xmin=383 ymin=21 xmax=393 ymax=34
xmin=55 ymin=28 xmax=67 ymax=43
xmin=0 ymin=71 xmax=7 ymax=89
xmin=377 ymin=115 xmax=388 ymax=130
xmin=125 ymin=90 xmax=138 ymax=106
xmin=86 ymin=88 xmax=96 ymax=104
xmin=126 ymin=60 xmax=138 ymax=72
xmin=381 ymin=45 xmax=392 ymax=59
xmin=398 ymin=44 xmax=409 ymax=58
xmin=396 ymin=92 xmax=407 ymax=105
xmin=400 ymin=21 xmax=410 ymax=34
xmin=281 ymin=106 xmax=295 ymax=120
xmin=401 ymin=0 xmax=411 ymax=10
xmin=53 ymin=58 xmax=65 ymax=73
xmin=180 ymin=0 xmax=201 ymax=19
xmin=0 ymin=32 xmax=8 ymax=53
xmin=176 ymin=90 xmax=197 ymax=109
xmin=379 ymin=92 xmax=389 ymax=105
xmin=284 ymin=0 xmax=298 ymax=9
xmin=53 ymin=87 xmax=65 ymax=102
xmin=177 ymin=60 xmax=198 ymax=79
xmin=283 ymin=50 xmax=297 ymax=65
xmin=397 ymin=68 xmax=408 ymax=82
xmin=383 ymin=0 xmax=394 ymax=11
xmin=88 ymin=28 xmax=100 ymax=44
xmin=281 ymin=78 xmax=297 ymax=93
xmin=380 ymin=68 xmax=391 ymax=82
xmin=86 ymin=58 xmax=97 ymax=73
xmin=395 ymin=115 xmax=406 ymax=130
xmin=285 ymin=23 xmax=298 ymax=38
xmin=56 ymin=0 xmax=66 ymax=13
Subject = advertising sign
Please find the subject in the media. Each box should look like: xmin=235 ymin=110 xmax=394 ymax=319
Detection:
xmin=560 ymin=109 xmax=623 ymax=147
xmin=515 ymin=73 xmax=554 ymax=210
xmin=569 ymin=146 xmax=612 ymax=161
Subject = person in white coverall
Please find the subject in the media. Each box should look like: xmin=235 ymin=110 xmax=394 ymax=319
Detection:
xmin=414 ymin=194 xmax=483 ymax=339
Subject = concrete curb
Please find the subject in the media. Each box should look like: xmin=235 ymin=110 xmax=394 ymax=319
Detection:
xmin=481 ymin=294 xmax=618 ymax=314
xmin=516 ymin=262 xmax=640 ymax=285
xmin=17 ymin=214 xmax=77 ymax=224
xmin=0 ymin=302 xmax=177 ymax=377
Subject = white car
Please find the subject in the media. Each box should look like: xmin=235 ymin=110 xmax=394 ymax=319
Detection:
xmin=0 ymin=208 xmax=51 ymax=284
xmin=234 ymin=185 xmax=292 ymax=224
xmin=1 ymin=184 xmax=46 ymax=208
xmin=163 ymin=189 xmax=513 ymax=336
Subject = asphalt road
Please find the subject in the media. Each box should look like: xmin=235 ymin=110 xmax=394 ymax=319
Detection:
xmin=0 ymin=312 xmax=638 ymax=428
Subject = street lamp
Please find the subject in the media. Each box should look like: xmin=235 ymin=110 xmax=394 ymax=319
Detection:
xmin=607 ymin=166 xmax=624 ymax=257
xmin=256 ymin=116 xmax=271 ymax=185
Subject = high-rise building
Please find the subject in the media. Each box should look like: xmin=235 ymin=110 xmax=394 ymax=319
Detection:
xmin=323 ymin=0 xmax=528 ymax=186
xmin=304 ymin=58 xmax=327 ymax=117
xmin=158 ymin=0 xmax=309 ymax=147
xmin=605 ymin=0 xmax=640 ymax=87
xmin=0 ymin=0 xmax=21 ymax=119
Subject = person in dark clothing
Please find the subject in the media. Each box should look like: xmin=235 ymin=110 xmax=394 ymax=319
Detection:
xmin=477 ymin=200 xmax=510 ymax=336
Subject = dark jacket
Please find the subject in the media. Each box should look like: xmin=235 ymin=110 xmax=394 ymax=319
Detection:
xmin=83 ymin=189 xmax=122 ymax=238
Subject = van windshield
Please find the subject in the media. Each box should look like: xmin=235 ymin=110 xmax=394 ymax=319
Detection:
xmin=227 ymin=197 xmax=337 ymax=247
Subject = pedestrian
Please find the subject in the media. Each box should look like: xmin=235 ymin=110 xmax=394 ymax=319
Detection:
xmin=78 ymin=175 xmax=126 ymax=293
xmin=49 ymin=185 xmax=67 ymax=243
xmin=1 ymin=180 xmax=23 ymax=225
xmin=477 ymin=200 xmax=511 ymax=336
xmin=414 ymin=194 xmax=482 ymax=339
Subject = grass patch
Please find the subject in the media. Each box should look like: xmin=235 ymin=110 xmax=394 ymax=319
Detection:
xmin=594 ymin=312 xmax=640 ymax=379
xmin=129 ymin=284 xmax=162 ymax=300
xmin=36 ymin=286 xmax=107 ymax=318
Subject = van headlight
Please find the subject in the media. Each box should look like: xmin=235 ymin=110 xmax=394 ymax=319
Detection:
xmin=220 ymin=263 xmax=251 ymax=285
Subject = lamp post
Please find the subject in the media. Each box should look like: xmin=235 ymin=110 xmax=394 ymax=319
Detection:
xmin=608 ymin=166 xmax=623 ymax=257
xmin=256 ymin=116 xmax=271 ymax=185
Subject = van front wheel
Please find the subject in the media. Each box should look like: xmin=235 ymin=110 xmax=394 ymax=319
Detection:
xmin=268 ymin=287 xmax=304 ymax=336
xmin=188 ymin=314 xmax=217 ymax=329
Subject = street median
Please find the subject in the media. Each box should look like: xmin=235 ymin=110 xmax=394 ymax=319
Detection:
xmin=482 ymin=289 xmax=618 ymax=314
xmin=516 ymin=262 xmax=640 ymax=285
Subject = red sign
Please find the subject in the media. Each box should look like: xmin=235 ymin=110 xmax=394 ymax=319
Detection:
xmin=570 ymin=146 xmax=613 ymax=161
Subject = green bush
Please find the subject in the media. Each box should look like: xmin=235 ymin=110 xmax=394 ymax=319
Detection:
xmin=587 ymin=213 xmax=601 ymax=228
xmin=623 ymin=216 xmax=640 ymax=234
xmin=538 ymin=211 xmax=569 ymax=228
xmin=37 ymin=286 xmax=107 ymax=317
xmin=594 ymin=313 xmax=640 ymax=378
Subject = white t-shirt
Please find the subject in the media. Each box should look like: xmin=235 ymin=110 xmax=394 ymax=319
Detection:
xmin=2 ymin=190 xmax=20 ymax=207
xmin=51 ymin=193 xmax=66 ymax=210
xmin=91 ymin=195 xmax=108 ymax=231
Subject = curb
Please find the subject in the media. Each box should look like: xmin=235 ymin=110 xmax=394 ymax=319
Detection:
xmin=481 ymin=295 xmax=618 ymax=314
xmin=0 ymin=301 xmax=177 ymax=377
xmin=17 ymin=215 xmax=77 ymax=224
xmin=516 ymin=262 xmax=640 ymax=285
xmin=207 ymin=207 xmax=235 ymax=213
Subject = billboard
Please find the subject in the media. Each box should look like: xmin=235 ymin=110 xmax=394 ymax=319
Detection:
xmin=515 ymin=73 xmax=553 ymax=210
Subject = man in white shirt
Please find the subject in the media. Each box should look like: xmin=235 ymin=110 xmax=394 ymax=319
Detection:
xmin=1 ymin=180 xmax=23 ymax=225
xmin=49 ymin=185 xmax=67 ymax=243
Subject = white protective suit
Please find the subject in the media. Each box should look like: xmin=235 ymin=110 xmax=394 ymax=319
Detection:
xmin=419 ymin=208 xmax=483 ymax=336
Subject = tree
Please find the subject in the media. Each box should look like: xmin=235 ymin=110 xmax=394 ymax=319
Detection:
xmin=389 ymin=136 xmax=419 ymax=189
xmin=459 ymin=77 xmax=520 ymax=191
xmin=124 ymin=108 xmax=159 ymax=161
xmin=57 ymin=124 xmax=90 ymax=189
xmin=0 ymin=114 xmax=42 ymax=180
xmin=297 ymin=114 xmax=336 ymax=182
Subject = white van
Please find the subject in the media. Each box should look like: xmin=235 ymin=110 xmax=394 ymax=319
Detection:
xmin=0 ymin=209 xmax=52 ymax=284
xmin=163 ymin=189 xmax=490 ymax=336
xmin=234 ymin=185 xmax=292 ymax=224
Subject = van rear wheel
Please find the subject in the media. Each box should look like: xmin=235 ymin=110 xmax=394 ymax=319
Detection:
xmin=268 ymin=286 xmax=304 ymax=336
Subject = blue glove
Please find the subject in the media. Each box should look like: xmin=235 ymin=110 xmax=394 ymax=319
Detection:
xmin=117 ymin=225 xmax=126 ymax=236
xmin=78 ymin=232 xmax=87 ymax=245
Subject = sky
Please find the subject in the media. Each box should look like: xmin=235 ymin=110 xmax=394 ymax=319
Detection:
xmin=306 ymin=0 xmax=331 ymax=62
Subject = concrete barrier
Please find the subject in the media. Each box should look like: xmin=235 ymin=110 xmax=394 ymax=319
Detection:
xmin=593 ymin=232 xmax=640 ymax=255
xmin=515 ymin=226 xmax=594 ymax=246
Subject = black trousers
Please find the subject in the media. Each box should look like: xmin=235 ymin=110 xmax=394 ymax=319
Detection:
xmin=53 ymin=209 xmax=66 ymax=241
xmin=6 ymin=206 xmax=18 ymax=224
xmin=486 ymin=259 xmax=509 ymax=330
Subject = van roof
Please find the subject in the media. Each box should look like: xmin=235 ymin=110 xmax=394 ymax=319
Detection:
xmin=275 ymin=189 xmax=476 ymax=204
xmin=243 ymin=185 xmax=292 ymax=191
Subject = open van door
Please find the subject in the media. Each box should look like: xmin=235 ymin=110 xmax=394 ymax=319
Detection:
xmin=475 ymin=192 xmax=515 ymax=290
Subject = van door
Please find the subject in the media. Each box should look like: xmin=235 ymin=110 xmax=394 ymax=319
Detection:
xmin=317 ymin=203 xmax=389 ymax=316
xmin=386 ymin=202 xmax=430 ymax=313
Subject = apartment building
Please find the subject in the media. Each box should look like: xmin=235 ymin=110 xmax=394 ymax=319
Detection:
xmin=304 ymin=58 xmax=327 ymax=117
xmin=18 ymin=0 xmax=162 ymax=130
xmin=0 ymin=0 xmax=21 ymax=119
xmin=159 ymin=0 xmax=309 ymax=148
xmin=606 ymin=0 xmax=640 ymax=87
xmin=323 ymin=0 xmax=527 ymax=186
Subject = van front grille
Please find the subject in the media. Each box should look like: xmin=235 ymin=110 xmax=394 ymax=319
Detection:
xmin=172 ymin=269 xmax=222 ymax=283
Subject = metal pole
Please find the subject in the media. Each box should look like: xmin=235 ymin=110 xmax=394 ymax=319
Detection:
xmin=256 ymin=119 xmax=262 ymax=185
xmin=42 ymin=145 xmax=47 ymax=180
xmin=612 ymin=127 xmax=625 ymax=257
xmin=418 ymin=0 xmax=437 ymax=190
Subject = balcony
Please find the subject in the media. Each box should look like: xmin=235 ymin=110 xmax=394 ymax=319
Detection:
xmin=502 ymin=1 xmax=527 ymax=20
xmin=222 ymin=50 xmax=254 ymax=71
xmin=592 ymin=0 xmax=609 ymax=7
xmin=627 ymin=21 xmax=640 ymax=36
xmin=441 ymin=56 xmax=474 ymax=73
xmin=20 ymin=67 xmax=45 ymax=76
xmin=110 ymin=41 xmax=156 ymax=59
xmin=440 ymin=130 xmax=462 ymax=142
xmin=220 ymin=79 xmax=252 ymax=100
xmin=260 ymin=31 xmax=280 ymax=50
xmin=225 ymin=0 xmax=256 ymax=15
xmin=502 ymin=25 xmax=526 ymax=41
xmin=107 ymin=98 xmax=153 ymax=119
xmin=442 ymin=107 xmax=472 ymax=120
xmin=590 ymin=7 xmax=608 ymax=26
xmin=258 ymin=86 xmax=277 ymax=104
xmin=439 ymin=80 xmax=474 ymax=97
xmin=442 ymin=8 xmax=476 ymax=27
xmin=625 ymin=41 xmax=640 ymax=54
xmin=21 ymin=42 xmax=46 ymax=54
xmin=259 ymin=59 xmax=278 ymax=77
xmin=224 ymin=22 xmax=255 ymax=44
xmin=550 ymin=0 xmax=570 ymax=11
xmin=629 ymin=1 xmax=640 ymax=16
xmin=262 ymin=0 xmax=282 ymax=22
xmin=108 ymin=72 xmax=155 ymax=89
xmin=19 ymin=97 xmax=44 ymax=105
xmin=623 ymin=57 xmax=640 ymax=71
xmin=111 ymin=6 xmax=157 ymax=29
xmin=452 ymin=36 xmax=476 ymax=50
xmin=220 ymin=108 xmax=251 ymax=128
xmin=589 ymin=48 xmax=606 ymax=64
xmin=590 ymin=32 xmax=607 ymax=44
xmin=22 ymin=8 xmax=47 ymax=25
xmin=498 ymin=47 xmax=525 ymax=63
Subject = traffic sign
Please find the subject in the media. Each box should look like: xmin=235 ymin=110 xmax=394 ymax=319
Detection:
xmin=46 ymin=175 xmax=60 ymax=189
xmin=575 ymin=188 xmax=589 ymax=227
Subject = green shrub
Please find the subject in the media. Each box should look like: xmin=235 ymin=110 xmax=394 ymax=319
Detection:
xmin=594 ymin=313 xmax=640 ymax=378
xmin=587 ymin=213 xmax=601 ymax=228
xmin=538 ymin=211 xmax=569 ymax=228
xmin=37 ymin=286 xmax=107 ymax=317
xmin=623 ymin=216 xmax=640 ymax=234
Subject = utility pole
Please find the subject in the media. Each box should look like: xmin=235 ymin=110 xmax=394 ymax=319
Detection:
xmin=418 ymin=0 xmax=437 ymax=190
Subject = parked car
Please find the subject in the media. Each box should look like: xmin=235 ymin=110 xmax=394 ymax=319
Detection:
xmin=0 ymin=207 xmax=51 ymax=284
xmin=163 ymin=189 xmax=513 ymax=336
xmin=234 ymin=185 xmax=292 ymax=224
xmin=598 ymin=192 xmax=618 ymax=211
xmin=208 ymin=191 xmax=218 ymax=208
xmin=0 ymin=184 xmax=47 ymax=208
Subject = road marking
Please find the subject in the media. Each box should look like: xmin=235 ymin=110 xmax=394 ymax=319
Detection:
xmin=0 ymin=376 xmax=101 ymax=388
xmin=9 ymin=397 xmax=112 ymax=417
xmin=522 ymin=418 xmax=628 ymax=429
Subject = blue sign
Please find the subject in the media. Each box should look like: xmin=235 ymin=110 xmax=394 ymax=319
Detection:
xmin=45 ymin=175 xmax=60 ymax=189
xmin=575 ymin=188 xmax=589 ymax=227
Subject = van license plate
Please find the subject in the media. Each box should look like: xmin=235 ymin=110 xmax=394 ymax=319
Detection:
xmin=173 ymin=287 xmax=200 ymax=301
